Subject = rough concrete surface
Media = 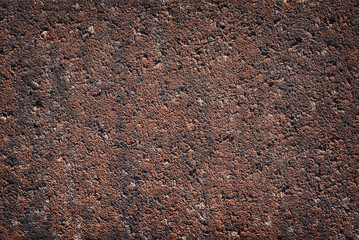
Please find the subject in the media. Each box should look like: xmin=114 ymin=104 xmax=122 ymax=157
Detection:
xmin=0 ymin=0 xmax=358 ymax=239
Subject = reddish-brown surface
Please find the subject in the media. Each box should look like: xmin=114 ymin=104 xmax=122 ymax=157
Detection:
xmin=0 ymin=0 xmax=358 ymax=239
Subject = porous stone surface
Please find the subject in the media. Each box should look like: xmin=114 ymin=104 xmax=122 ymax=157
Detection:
xmin=0 ymin=0 xmax=358 ymax=239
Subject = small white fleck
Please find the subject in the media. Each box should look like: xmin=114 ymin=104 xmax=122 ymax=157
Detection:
xmin=74 ymin=3 xmax=80 ymax=10
xmin=88 ymin=26 xmax=95 ymax=34
xmin=40 ymin=31 xmax=48 ymax=38
xmin=197 ymin=98 xmax=204 ymax=106
xmin=11 ymin=220 xmax=21 ymax=226
xmin=153 ymin=63 xmax=163 ymax=69
xmin=74 ymin=233 xmax=81 ymax=240
xmin=265 ymin=218 xmax=272 ymax=227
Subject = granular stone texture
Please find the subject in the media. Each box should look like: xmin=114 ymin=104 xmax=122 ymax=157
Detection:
xmin=0 ymin=0 xmax=358 ymax=239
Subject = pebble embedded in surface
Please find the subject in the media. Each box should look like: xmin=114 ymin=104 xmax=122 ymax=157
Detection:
xmin=88 ymin=26 xmax=95 ymax=34
xmin=40 ymin=31 xmax=48 ymax=38
xmin=74 ymin=3 xmax=80 ymax=10
xmin=31 ymin=81 xmax=39 ymax=89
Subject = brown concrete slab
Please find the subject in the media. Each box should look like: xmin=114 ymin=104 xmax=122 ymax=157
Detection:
xmin=0 ymin=0 xmax=358 ymax=239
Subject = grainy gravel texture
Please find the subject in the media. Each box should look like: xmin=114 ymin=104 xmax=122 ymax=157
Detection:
xmin=0 ymin=0 xmax=358 ymax=239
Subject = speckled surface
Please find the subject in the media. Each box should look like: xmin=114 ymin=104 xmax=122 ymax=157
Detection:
xmin=0 ymin=0 xmax=358 ymax=239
